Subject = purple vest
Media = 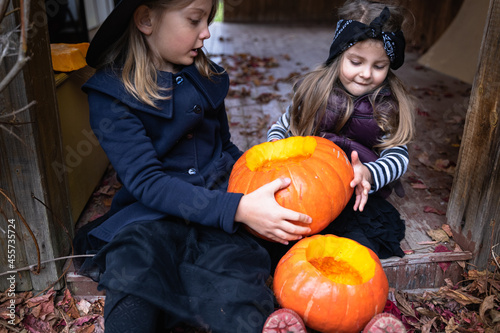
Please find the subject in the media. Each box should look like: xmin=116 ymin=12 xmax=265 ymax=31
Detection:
xmin=316 ymin=88 xmax=396 ymax=163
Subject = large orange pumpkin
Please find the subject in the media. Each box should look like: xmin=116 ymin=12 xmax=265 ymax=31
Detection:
xmin=228 ymin=136 xmax=353 ymax=240
xmin=273 ymin=234 xmax=389 ymax=333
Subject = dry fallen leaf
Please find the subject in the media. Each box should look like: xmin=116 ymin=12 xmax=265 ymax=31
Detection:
xmin=438 ymin=287 xmax=483 ymax=306
xmin=491 ymin=309 xmax=500 ymax=324
xmin=427 ymin=229 xmax=450 ymax=242
xmin=434 ymin=244 xmax=452 ymax=272
xmin=395 ymin=291 xmax=417 ymax=318
xmin=441 ymin=224 xmax=453 ymax=237
xmin=421 ymin=316 xmax=437 ymax=333
xmin=411 ymin=183 xmax=428 ymax=190
xmin=479 ymin=295 xmax=496 ymax=325
xmin=424 ymin=206 xmax=446 ymax=216
xmin=444 ymin=317 xmax=460 ymax=333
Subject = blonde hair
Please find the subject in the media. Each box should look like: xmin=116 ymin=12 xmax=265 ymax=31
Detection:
xmin=289 ymin=0 xmax=415 ymax=150
xmin=95 ymin=0 xmax=219 ymax=108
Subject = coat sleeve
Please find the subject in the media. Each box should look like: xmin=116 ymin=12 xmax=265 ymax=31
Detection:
xmin=88 ymin=90 xmax=243 ymax=234
xmin=218 ymin=101 xmax=243 ymax=161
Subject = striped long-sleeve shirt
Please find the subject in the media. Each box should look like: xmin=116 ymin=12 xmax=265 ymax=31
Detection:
xmin=267 ymin=108 xmax=409 ymax=193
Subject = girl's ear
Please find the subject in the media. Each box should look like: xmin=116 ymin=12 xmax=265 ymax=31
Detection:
xmin=134 ymin=5 xmax=154 ymax=35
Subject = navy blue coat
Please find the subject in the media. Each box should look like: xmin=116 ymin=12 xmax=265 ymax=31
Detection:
xmin=82 ymin=63 xmax=244 ymax=243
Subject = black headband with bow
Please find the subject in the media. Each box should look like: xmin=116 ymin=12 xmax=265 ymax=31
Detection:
xmin=325 ymin=7 xmax=406 ymax=70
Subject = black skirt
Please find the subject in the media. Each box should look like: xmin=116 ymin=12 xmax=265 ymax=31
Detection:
xmin=74 ymin=218 xmax=274 ymax=333
xmin=263 ymin=194 xmax=406 ymax=273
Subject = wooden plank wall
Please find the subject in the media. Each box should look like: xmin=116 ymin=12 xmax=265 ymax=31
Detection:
xmin=0 ymin=0 xmax=73 ymax=291
xmin=447 ymin=0 xmax=500 ymax=269
xmin=223 ymin=0 xmax=464 ymax=51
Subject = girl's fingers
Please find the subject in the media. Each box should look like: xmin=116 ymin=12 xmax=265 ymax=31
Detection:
xmin=353 ymin=194 xmax=361 ymax=211
xmin=265 ymin=222 xmax=310 ymax=245
xmin=283 ymin=210 xmax=312 ymax=224
xmin=281 ymin=220 xmax=311 ymax=235
xmin=268 ymin=177 xmax=292 ymax=192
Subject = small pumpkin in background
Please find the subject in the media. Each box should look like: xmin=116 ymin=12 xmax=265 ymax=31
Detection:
xmin=273 ymin=234 xmax=389 ymax=333
xmin=50 ymin=42 xmax=90 ymax=72
xmin=228 ymin=136 xmax=354 ymax=240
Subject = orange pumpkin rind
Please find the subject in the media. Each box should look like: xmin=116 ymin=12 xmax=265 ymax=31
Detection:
xmin=273 ymin=234 xmax=389 ymax=333
xmin=228 ymin=136 xmax=354 ymax=240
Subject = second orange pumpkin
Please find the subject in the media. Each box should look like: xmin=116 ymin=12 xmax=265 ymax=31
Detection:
xmin=273 ymin=235 xmax=389 ymax=333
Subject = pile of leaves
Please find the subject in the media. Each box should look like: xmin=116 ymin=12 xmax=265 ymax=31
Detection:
xmin=0 ymin=288 xmax=104 ymax=333
xmin=2 ymin=265 xmax=498 ymax=332
xmin=385 ymin=267 xmax=500 ymax=332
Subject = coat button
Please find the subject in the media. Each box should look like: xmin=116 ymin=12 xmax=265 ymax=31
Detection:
xmin=193 ymin=105 xmax=202 ymax=114
xmin=188 ymin=168 xmax=197 ymax=175
xmin=175 ymin=76 xmax=184 ymax=85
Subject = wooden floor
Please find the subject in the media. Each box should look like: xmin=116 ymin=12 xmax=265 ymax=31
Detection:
xmin=204 ymin=22 xmax=474 ymax=290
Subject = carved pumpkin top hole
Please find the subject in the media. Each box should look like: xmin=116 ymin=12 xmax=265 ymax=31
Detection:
xmin=305 ymin=236 xmax=377 ymax=285
xmin=245 ymin=136 xmax=317 ymax=172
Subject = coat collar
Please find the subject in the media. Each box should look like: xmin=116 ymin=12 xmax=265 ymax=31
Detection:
xmin=82 ymin=63 xmax=229 ymax=118
xmin=182 ymin=63 xmax=228 ymax=109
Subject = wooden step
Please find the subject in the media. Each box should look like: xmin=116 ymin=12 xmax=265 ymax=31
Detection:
xmin=382 ymin=251 xmax=473 ymax=290
xmin=66 ymin=261 xmax=105 ymax=299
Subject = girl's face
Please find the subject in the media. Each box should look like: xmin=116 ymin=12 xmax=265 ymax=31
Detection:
xmin=339 ymin=39 xmax=390 ymax=96
xmin=141 ymin=0 xmax=213 ymax=72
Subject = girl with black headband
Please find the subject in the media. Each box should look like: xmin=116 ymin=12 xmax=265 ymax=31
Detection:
xmin=265 ymin=0 xmax=415 ymax=288
xmin=263 ymin=1 xmax=414 ymax=330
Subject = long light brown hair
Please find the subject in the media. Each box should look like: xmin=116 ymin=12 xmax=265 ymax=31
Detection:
xmin=94 ymin=0 xmax=219 ymax=108
xmin=289 ymin=0 xmax=415 ymax=150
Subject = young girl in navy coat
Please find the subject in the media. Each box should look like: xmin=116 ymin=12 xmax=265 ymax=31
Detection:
xmin=75 ymin=0 xmax=312 ymax=332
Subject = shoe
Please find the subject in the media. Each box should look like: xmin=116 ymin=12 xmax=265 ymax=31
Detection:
xmin=262 ymin=308 xmax=307 ymax=333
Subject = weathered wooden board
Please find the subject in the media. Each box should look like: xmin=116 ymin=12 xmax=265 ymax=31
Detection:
xmin=382 ymin=252 xmax=472 ymax=290
xmin=0 ymin=0 xmax=72 ymax=292
xmin=446 ymin=0 xmax=500 ymax=269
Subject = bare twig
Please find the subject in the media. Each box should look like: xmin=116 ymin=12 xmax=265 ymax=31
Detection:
xmin=0 ymin=100 xmax=35 ymax=119
xmin=0 ymin=1 xmax=35 ymax=147
xmin=0 ymin=123 xmax=25 ymax=142
xmin=0 ymin=101 xmax=35 ymax=149
xmin=0 ymin=0 xmax=9 ymax=22
xmin=31 ymin=193 xmax=78 ymax=297
xmin=0 ymin=254 xmax=95 ymax=277
xmin=492 ymin=243 xmax=500 ymax=269
xmin=0 ymin=27 xmax=19 ymax=64
xmin=0 ymin=0 xmax=31 ymax=92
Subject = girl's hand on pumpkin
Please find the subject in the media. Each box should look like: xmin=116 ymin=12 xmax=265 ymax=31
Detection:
xmin=235 ymin=177 xmax=312 ymax=245
xmin=350 ymin=151 xmax=372 ymax=212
